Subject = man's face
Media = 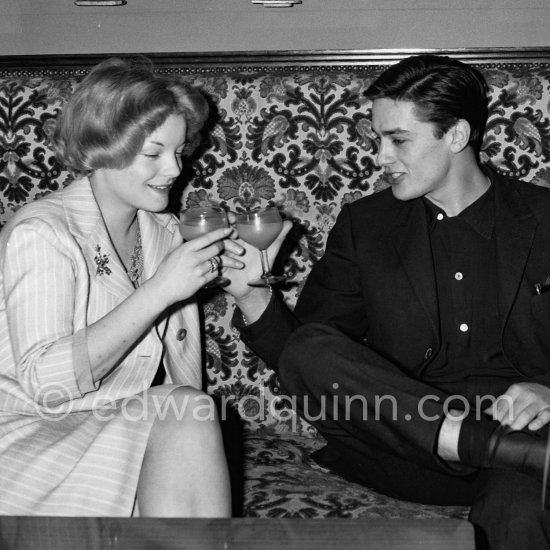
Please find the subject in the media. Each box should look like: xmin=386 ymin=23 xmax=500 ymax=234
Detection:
xmin=371 ymin=98 xmax=455 ymax=203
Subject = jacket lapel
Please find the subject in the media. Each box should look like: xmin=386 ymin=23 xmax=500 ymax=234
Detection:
xmin=62 ymin=178 xmax=135 ymax=302
xmin=389 ymin=175 xmax=537 ymax=348
xmin=138 ymin=210 xmax=202 ymax=376
xmin=137 ymin=209 xmax=180 ymax=340
xmin=494 ymin=177 xmax=537 ymax=328
xmin=391 ymin=200 xmax=440 ymax=338
xmin=137 ymin=209 xmax=177 ymax=282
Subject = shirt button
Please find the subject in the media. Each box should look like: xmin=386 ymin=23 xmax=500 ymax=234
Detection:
xmin=455 ymin=272 xmax=463 ymax=280
xmin=459 ymin=323 xmax=469 ymax=333
xmin=176 ymin=328 xmax=187 ymax=341
xmin=436 ymin=213 xmax=444 ymax=221
xmin=424 ymin=347 xmax=433 ymax=359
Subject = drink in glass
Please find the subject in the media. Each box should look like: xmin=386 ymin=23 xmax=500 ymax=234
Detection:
xmin=180 ymin=206 xmax=229 ymax=241
xmin=179 ymin=205 xmax=229 ymax=287
xmin=235 ymin=206 xmax=286 ymax=286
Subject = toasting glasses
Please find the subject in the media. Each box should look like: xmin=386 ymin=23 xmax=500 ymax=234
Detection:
xmin=235 ymin=206 xmax=286 ymax=287
xmin=179 ymin=205 xmax=230 ymax=287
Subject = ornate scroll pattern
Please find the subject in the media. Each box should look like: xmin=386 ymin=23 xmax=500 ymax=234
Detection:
xmin=0 ymin=76 xmax=75 ymax=217
xmin=242 ymin=428 xmax=470 ymax=519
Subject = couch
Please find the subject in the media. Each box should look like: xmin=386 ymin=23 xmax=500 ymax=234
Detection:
xmin=1 ymin=48 xmax=550 ymax=522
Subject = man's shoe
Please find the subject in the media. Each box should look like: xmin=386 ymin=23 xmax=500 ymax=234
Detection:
xmin=484 ymin=423 xmax=550 ymax=509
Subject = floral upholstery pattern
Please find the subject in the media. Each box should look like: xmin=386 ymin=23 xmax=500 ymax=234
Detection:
xmin=1 ymin=51 xmax=550 ymax=519
xmin=243 ymin=429 xmax=469 ymax=519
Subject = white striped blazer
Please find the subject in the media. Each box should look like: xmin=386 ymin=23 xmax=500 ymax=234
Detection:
xmin=0 ymin=177 xmax=203 ymax=515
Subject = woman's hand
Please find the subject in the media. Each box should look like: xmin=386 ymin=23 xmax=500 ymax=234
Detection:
xmin=148 ymin=227 xmax=236 ymax=307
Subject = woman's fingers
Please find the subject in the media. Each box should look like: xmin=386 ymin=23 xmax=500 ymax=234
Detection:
xmin=183 ymin=227 xmax=233 ymax=250
xmin=193 ymin=241 xmax=228 ymax=266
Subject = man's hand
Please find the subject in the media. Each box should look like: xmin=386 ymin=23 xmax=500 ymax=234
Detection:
xmin=223 ymin=219 xmax=293 ymax=301
xmin=486 ymin=382 xmax=550 ymax=431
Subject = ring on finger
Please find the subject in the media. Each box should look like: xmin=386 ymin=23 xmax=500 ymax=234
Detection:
xmin=208 ymin=257 xmax=219 ymax=273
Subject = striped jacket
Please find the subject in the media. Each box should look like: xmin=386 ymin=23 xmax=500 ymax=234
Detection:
xmin=0 ymin=177 xmax=202 ymax=515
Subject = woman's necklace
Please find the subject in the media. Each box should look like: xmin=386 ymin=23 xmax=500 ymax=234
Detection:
xmin=127 ymin=222 xmax=143 ymax=288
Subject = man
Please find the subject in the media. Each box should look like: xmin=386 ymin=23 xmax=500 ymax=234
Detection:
xmin=226 ymin=54 xmax=550 ymax=549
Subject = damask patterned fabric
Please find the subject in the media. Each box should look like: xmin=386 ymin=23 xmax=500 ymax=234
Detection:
xmin=1 ymin=54 xmax=549 ymax=519
xmin=242 ymin=429 xmax=469 ymax=519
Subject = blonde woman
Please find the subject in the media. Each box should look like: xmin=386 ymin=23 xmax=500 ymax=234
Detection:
xmin=0 ymin=58 xmax=241 ymax=517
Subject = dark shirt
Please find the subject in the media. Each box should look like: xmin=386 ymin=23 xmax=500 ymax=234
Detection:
xmin=423 ymin=183 xmax=516 ymax=385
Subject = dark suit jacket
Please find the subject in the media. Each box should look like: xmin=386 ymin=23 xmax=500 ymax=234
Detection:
xmin=237 ymin=170 xmax=550 ymax=386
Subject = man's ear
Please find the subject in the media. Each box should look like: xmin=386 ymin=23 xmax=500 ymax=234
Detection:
xmin=448 ymin=119 xmax=471 ymax=153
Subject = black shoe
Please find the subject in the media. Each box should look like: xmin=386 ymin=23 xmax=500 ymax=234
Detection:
xmin=484 ymin=423 xmax=550 ymax=509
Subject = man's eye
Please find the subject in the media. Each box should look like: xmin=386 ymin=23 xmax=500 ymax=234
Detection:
xmin=143 ymin=153 xmax=160 ymax=159
xmin=392 ymin=139 xmax=405 ymax=145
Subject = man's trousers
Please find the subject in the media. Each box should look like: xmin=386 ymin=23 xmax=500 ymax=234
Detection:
xmin=278 ymin=323 xmax=550 ymax=550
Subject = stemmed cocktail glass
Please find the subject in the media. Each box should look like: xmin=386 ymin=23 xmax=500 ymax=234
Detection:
xmin=180 ymin=205 xmax=230 ymax=287
xmin=235 ymin=206 xmax=286 ymax=287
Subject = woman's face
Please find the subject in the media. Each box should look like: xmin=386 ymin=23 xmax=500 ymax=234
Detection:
xmin=93 ymin=114 xmax=187 ymax=216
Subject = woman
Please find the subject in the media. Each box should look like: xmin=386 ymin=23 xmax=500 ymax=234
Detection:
xmin=0 ymin=58 xmax=242 ymax=517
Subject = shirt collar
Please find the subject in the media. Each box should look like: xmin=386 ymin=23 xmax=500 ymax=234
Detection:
xmin=423 ymin=181 xmax=495 ymax=239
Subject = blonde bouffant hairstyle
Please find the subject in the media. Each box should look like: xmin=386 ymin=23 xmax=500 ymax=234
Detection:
xmin=52 ymin=57 xmax=209 ymax=177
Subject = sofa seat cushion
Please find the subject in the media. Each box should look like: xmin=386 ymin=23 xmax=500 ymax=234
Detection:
xmin=242 ymin=427 xmax=470 ymax=520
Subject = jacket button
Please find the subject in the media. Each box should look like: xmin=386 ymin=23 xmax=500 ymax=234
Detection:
xmin=176 ymin=328 xmax=187 ymax=341
xmin=424 ymin=347 xmax=433 ymax=359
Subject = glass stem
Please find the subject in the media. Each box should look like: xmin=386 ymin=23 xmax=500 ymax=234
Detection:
xmin=260 ymin=249 xmax=271 ymax=278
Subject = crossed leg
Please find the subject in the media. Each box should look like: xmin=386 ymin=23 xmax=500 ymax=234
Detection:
xmin=136 ymin=385 xmax=231 ymax=517
xmin=277 ymin=323 xmax=550 ymax=549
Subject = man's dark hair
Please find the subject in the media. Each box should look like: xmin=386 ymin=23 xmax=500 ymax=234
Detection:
xmin=365 ymin=54 xmax=490 ymax=156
